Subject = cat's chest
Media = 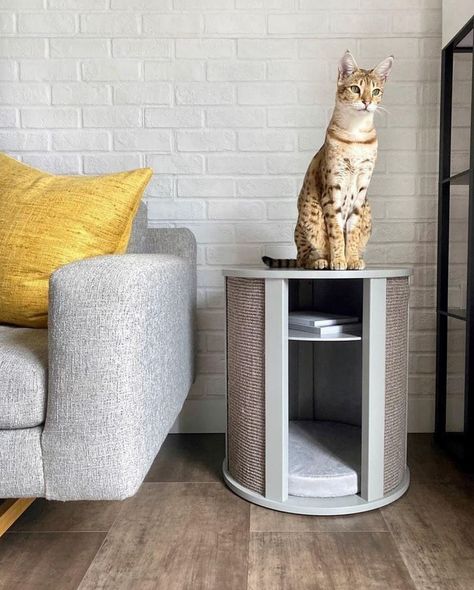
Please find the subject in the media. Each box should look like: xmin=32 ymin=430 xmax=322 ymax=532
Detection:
xmin=334 ymin=185 xmax=362 ymax=222
xmin=337 ymin=173 xmax=369 ymax=196
xmin=331 ymin=153 xmax=375 ymax=219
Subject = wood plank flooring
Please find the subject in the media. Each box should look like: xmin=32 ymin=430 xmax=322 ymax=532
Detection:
xmin=248 ymin=532 xmax=416 ymax=590
xmin=0 ymin=433 xmax=473 ymax=589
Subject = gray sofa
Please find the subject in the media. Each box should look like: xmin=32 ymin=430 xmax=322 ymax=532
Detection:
xmin=0 ymin=204 xmax=196 ymax=501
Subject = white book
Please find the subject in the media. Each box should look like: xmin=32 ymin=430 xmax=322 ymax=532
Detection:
xmin=289 ymin=311 xmax=359 ymax=328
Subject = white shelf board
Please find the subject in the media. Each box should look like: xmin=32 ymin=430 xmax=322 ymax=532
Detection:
xmin=223 ymin=266 xmax=411 ymax=280
xmin=288 ymin=328 xmax=361 ymax=342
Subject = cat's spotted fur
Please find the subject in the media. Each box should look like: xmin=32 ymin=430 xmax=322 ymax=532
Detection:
xmin=263 ymin=51 xmax=393 ymax=270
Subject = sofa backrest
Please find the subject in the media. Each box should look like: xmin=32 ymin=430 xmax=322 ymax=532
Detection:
xmin=127 ymin=202 xmax=148 ymax=253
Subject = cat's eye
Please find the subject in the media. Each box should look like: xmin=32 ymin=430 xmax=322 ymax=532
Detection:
xmin=372 ymin=88 xmax=381 ymax=96
xmin=350 ymin=85 xmax=360 ymax=94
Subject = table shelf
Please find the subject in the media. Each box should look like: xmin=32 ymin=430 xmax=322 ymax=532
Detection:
xmin=288 ymin=328 xmax=361 ymax=342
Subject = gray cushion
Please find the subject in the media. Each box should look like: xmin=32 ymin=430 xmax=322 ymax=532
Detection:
xmin=0 ymin=325 xmax=48 ymax=429
xmin=0 ymin=427 xmax=45 ymax=496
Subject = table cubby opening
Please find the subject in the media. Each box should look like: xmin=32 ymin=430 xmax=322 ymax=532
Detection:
xmin=288 ymin=278 xmax=363 ymax=498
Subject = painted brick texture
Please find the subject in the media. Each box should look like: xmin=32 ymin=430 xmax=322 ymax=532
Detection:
xmin=0 ymin=0 xmax=443 ymax=431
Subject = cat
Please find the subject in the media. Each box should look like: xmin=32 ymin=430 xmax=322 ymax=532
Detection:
xmin=263 ymin=50 xmax=393 ymax=270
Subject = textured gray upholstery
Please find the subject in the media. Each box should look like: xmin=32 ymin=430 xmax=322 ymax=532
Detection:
xmin=129 ymin=202 xmax=197 ymax=261
xmin=128 ymin=200 xmax=148 ymax=247
xmin=42 ymin=253 xmax=194 ymax=500
xmin=0 ymin=428 xmax=45 ymax=497
xmin=0 ymin=326 xmax=48 ymax=429
xmin=129 ymin=226 xmax=197 ymax=260
xmin=0 ymin=202 xmax=196 ymax=500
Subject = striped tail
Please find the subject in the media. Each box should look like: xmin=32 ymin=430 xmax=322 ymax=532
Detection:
xmin=262 ymin=256 xmax=298 ymax=268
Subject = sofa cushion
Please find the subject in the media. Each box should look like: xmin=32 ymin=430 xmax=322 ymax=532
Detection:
xmin=0 ymin=153 xmax=152 ymax=327
xmin=0 ymin=326 xmax=48 ymax=429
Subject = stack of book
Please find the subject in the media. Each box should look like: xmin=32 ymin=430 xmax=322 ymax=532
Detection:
xmin=289 ymin=311 xmax=361 ymax=336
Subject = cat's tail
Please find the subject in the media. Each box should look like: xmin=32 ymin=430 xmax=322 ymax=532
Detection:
xmin=262 ymin=256 xmax=298 ymax=268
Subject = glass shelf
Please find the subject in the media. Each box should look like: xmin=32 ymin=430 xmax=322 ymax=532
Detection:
xmin=454 ymin=28 xmax=473 ymax=51
xmin=439 ymin=308 xmax=467 ymax=321
xmin=442 ymin=169 xmax=471 ymax=185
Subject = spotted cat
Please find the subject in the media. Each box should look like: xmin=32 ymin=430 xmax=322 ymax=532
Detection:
xmin=263 ymin=51 xmax=393 ymax=270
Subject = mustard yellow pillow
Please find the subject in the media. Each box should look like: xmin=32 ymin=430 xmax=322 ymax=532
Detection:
xmin=0 ymin=153 xmax=152 ymax=328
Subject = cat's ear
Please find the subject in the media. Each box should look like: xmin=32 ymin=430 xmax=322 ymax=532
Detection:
xmin=338 ymin=50 xmax=358 ymax=80
xmin=372 ymin=55 xmax=394 ymax=81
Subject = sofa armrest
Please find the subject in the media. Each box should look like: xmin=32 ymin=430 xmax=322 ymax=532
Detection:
xmin=42 ymin=253 xmax=195 ymax=500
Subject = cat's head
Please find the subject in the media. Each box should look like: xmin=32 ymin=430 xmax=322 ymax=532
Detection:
xmin=336 ymin=50 xmax=393 ymax=113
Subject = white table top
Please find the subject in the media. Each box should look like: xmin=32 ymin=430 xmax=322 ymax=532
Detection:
xmin=222 ymin=266 xmax=411 ymax=279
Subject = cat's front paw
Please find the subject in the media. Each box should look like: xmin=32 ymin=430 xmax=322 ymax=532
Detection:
xmin=330 ymin=257 xmax=347 ymax=270
xmin=308 ymin=258 xmax=328 ymax=270
xmin=347 ymin=258 xmax=366 ymax=270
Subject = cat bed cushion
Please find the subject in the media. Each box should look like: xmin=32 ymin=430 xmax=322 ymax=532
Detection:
xmin=289 ymin=420 xmax=361 ymax=498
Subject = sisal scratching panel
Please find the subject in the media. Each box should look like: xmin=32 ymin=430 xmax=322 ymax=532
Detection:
xmin=384 ymin=277 xmax=409 ymax=494
xmin=226 ymin=277 xmax=266 ymax=495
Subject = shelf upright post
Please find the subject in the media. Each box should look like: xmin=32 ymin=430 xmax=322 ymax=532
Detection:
xmin=265 ymin=278 xmax=289 ymax=503
xmin=361 ymin=278 xmax=386 ymax=501
xmin=464 ymin=35 xmax=474 ymax=463
xmin=435 ymin=39 xmax=453 ymax=440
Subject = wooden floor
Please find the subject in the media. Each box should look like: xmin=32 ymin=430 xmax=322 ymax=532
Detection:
xmin=1 ymin=434 xmax=473 ymax=590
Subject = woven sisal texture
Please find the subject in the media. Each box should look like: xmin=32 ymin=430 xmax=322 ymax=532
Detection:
xmin=384 ymin=277 xmax=409 ymax=494
xmin=226 ymin=277 xmax=266 ymax=495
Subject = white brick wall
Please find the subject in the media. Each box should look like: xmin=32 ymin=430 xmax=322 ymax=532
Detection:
xmin=0 ymin=0 xmax=443 ymax=431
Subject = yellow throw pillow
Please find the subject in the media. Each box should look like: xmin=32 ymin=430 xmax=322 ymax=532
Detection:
xmin=0 ymin=153 xmax=152 ymax=328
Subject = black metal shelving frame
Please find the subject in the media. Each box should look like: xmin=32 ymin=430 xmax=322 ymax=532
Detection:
xmin=435 ymin=16 xmax=474 ymax=468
